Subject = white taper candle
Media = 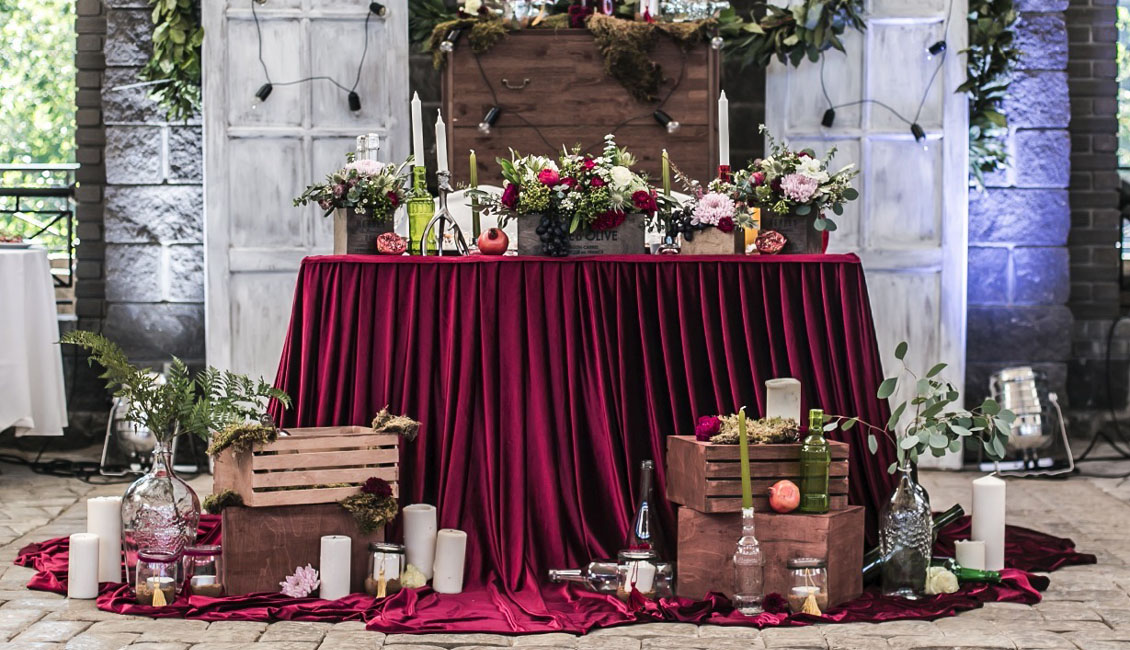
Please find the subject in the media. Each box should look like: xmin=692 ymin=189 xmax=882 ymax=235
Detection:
xmin=403 ymin=504 xmax=438 ymax=580
xmin=432 ymin=529 xmax=468 ymax=594
xmin=971 ymin=474 xmax=1006 ymax=571
xmin=411 ymin=92 xmax=424 ymax=168
xmin=435 ymin=110 xmax=449 ymax=174
xmin=319 ymin=535 xmax=352 ymax=600
xmin=86 ymin=496 xmax=121 ymax=583
xmin=718 ymin=90 xmax=730 ymax=167
xmin=67 ymin=533 xmax=100 ymax=599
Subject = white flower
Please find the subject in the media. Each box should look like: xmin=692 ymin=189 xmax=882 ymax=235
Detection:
xmin=924 ymin=567 xmax=959 ymax=595
xmin=279 ymin=564 xmax=320 ymax=598
xmin=609 ymin=165 xmax=633 ymax=188
xmin=463 ymin=0 xmax=481 ymax=12
xmin=796 ymin=156 xmax=829 ymax=182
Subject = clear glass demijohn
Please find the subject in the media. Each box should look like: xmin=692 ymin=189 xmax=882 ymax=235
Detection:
xmin=878 ymin=461 xmax=933 ymax=599
xmin=121 ymin=439 xmax=201 ymax=585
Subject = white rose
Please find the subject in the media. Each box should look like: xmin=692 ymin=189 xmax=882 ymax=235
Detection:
xmin=796 ymin=157 xmax=829 ymax=182
xmin=463 ymin=0 xmax=482 ymax=12
xmin=609 ymin=165 xmax=633 ymax=188
xmin=924 ymin=567 xmax=959 ymax=595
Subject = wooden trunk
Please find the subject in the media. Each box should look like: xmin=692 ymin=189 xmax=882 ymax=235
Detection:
xmin=515 ymin=215 xmax=646 ymax=256
xmin=758 ymin=208 xmax=822 ymax=255
xmin=222 ymin=503 xmax=385 ymax=595
xmin=212 ymin=426 xmax=399 ymax=508
xmin=665 ymin=435 xmax=850 ymax=513
xmin=333 ymin=208 xmax=394 ymax=255
xmin=443 ymin=31 xmax=720 ymax=187
xmin=679 ymin=226 xmax=742 ymax=255
xmin=676 ymin=505 xmax=864 ymax=605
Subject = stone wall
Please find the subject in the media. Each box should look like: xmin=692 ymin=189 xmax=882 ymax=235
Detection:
xmin=964 ymin=0 xmax=1072 ymax=407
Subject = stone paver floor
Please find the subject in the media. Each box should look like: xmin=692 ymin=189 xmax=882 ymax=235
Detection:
xmin=1 ymin=460 xmax=1129 ymax=649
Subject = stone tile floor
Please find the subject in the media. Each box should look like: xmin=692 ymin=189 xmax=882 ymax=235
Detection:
xmin=1 ymin=461 xmax=1129 ymax=649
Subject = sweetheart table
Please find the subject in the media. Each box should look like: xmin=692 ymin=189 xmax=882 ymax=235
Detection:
xmin=270 ymin=253 xmax=898 ymax=589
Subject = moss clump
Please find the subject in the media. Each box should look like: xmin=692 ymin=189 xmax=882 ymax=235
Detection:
xmin=709 ymin=416 xmax=800 ymax=445
xmin=429 ymin=18 xmax=509 ymax=68
xmin=340 ymin=493 xmax=399 ymax=534
xmin=202 ymin=489 xmax=244 ymax=514
xmin=206 ymin=422 xmax=277 ymax=457
xmin=371 ymin=406 xmax=421 ymax=441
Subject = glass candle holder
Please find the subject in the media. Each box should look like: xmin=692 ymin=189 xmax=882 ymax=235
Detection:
xmin=616 ymin=549 xmax=659 ymax=599
xmin=787 ymin=557 xmax=829 ymax=614
xmin=366 ymin=542 xmax=406 ymax=597
xmin=135 ymin=549 xmax=179 ymax=606
xmin=183 ymin=544 xmax=223 ymax=597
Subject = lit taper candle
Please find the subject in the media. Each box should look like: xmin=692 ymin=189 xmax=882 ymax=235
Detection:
xmin=718 ymin=90 xmax=730 ymax=168
xmin=738 ymin=406 xmax=752 ymax=509
xmin=411 ymin=92 xmax=424 ymax=168
xmin=435 ymin=110 xmax=449 ymax=174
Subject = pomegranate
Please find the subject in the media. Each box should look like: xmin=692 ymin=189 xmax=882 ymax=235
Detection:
xmin=768 ymin=479 xmax=800 ymax=513
xmin=476 ymin=227 xmax=509 ymax=255
xmin=375 ymin=232 xmax=407 ymax=255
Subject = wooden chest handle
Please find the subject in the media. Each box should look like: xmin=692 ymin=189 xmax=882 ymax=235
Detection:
xmin=501 ymin=77 xmax=530 ymax=91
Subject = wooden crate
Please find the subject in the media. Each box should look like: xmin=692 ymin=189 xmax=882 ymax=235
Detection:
xmin=442 ymin=31 xmax=720 ymax=188
xmin=212 ymin=426 xmax=399 ymax=508
xmin=665 ymin=435 xmax=850 ymax=513
xmin=676 ymin=505 xmax=864 ymax=605
xmin=515 ymin=215 xmax=646 ymax=255
xmin=222 ymin=503 xmax=385 ymax=595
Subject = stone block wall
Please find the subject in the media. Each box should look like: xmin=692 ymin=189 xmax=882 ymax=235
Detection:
xmin=964 ymin=0 xmax=1072 ymax=406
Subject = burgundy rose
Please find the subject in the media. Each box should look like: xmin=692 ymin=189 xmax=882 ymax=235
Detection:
xmin=332 ymin=183 xmax=346 ymax=198
xmin=387 ymin=191 xmax=399 ymax=208
xmin=561 ymin=177 xmax=577 ymax=189
xmin=361 ymin=476 xmax=393 ymax=498
xmin=694 ymin=415 xmax=722 ymax=441
xmin=762 ymin=592 xmax=789 ymax=614
xmin=770 ymin=178 xmax=782 ymax=193
xmin=537 ymin=168 xmax=560 ymax=186
xmin=716 ymin=216 xmax=734 ymax=233
xmin=318 ymin=198 xmax=332 ymax=211
xmin=583 ymin=157 xmax=596 ymax=171
xmin=590 ymin=177 xmax=606 ymax=188
xmin=501 ymin=184 xmax=519 ymax=209
xmin=752 ymin=172 xmax=766 ymax=186
xmin=591 ymin=210 xmax=626 ymax=231
xmin=797 ymin=151 xmax=812 ymax=159
xmin=632 ymin=190 xmax=658 ymax=213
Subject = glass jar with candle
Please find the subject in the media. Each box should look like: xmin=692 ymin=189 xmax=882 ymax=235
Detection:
xmin=787 ymin=557 xmax=829 ymax=614
xmin=366 ymin=542 xmax=406 ymax=598
xmin=135 ymin=549 xmax=179 ymax=606
xmin=616 ymin=549 xmax=659 ymax=599
xmin=182 ymin=544 xmax=223 ymax=597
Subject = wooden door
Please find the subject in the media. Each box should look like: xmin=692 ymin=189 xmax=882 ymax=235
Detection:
xmin=204 ymin=0 xmax=410 ymax=380
xmin=764 ymin=1 xmax=969 ymax=467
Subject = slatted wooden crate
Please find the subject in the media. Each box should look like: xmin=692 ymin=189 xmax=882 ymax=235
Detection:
xmin=212 ymin=426 xmax=399 ymax=507
xmin=665 ymin=435 xmax=850 ymax=513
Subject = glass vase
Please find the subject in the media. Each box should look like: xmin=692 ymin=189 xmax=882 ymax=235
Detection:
xmin=122 ymin=440 xmax=201 ymax=587
xmin=731 ymin=506 xmax=764 ymax=615
xmin=878 ymin=462 xmax=932 ymax=599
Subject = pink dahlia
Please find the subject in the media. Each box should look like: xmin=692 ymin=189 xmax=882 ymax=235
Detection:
xmin=780 ymin=173 xmax=819 ymax=203
xmin=691 ymin=192 xmax=736 ymax=227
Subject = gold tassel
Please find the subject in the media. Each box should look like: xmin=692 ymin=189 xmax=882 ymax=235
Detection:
xmin=801 ymin=591 xmax=821 ymax=616
xmin=151 ymin=585 xmax=167 ymax=607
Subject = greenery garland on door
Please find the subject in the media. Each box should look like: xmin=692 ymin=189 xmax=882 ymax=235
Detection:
xmin=961 ymin=0 xmax=1020 ymax=188
xmin=138 ymin=0 xmax=204 ymax=122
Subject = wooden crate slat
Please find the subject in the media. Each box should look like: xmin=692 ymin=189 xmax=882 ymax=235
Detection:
xmin=264 ymin=433 xmax=399 ymax=453
xmin=702 ymin=494 xmax=850 ymax=513
xmin=704 ymin=477 xmax=850 ymax=497
xmin=251 ymin=466 xmax=397 ymax=490
xmin=703 ymin=460 xmax=850 ymax=478
xmin=245 ymin=486 xmax=362 ymax=508
xmin=690 ymin=438 xmax=850 ymax=461
xmin=251 ymin=447 xmax=398 ymax=471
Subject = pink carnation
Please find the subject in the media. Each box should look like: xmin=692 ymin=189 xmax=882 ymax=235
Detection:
xmin=344 ymin=159 xmax=386 ymax=176
xmin=691 ymin=192 xmax=736 ymax=227
xmin=780 ymin=173 xmax=819 ymax=204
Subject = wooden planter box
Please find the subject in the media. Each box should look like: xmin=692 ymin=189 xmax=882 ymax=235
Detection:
xmin=443 ymin=31 xmax=720 ymax=187
xmin=333 ymin=207 xmax=394 ymax=255
xmin=222 ymin=503 xmax=385 ymax=595
xmin=665 ymin=435 xmax=850 ymax=513
xmin=758 ymin=208 xmax=822 ymax=255
xmin=212 ymin=426 xmax=399 ymax=508
xmin=679 ymin=226 xmax=742 ymax=255
xmin=676 ymin=505 xmax=864 ymax=605
xmin=515 ymin=215 xmax=646 ymax=256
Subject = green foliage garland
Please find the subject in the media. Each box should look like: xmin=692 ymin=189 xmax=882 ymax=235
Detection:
xmin=139 ymin=0 xmax=204 ymax=122
xmin=717 ymin=0 xmax=865 ymax=69
xmin=961 ymin=0 xmax=1020 ymax=188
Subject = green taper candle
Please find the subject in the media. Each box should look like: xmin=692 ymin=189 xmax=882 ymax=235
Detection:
xmin=738 ymin=406 xmax=752 ymax=509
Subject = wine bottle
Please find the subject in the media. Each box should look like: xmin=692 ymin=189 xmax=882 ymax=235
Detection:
xmin=862 ymin=504 xmax=965 ymax=580
xmin=625 ymin=460 xmax=666 ymax=559
xmin=931 ymin=557 xmax=1002 ymax=583
xmin=799 ymin=409 xmax=830 ymax=514
xmin=549 ymin=560 xmax=674 ymax=597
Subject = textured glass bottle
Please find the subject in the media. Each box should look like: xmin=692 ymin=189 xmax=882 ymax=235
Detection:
xmin=731 ymin=507 xmax=764 ymax=615
xmin=121 ymin=441 xmax=201 ymax=586
xmin=799 ymin=409 xmax=830 ymax=514
xmin=878 ymin=462 xmax=932 ymax=599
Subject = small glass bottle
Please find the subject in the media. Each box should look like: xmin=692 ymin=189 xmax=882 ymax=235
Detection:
xmin=366 ymin=542 xmax=406 ymax=597
xmin=786 ymin=557 xmax=828 ymax=614
xmin=135 ymin=550 xmax=179 ymax=606
xmin=799 ymin=408 xmax=831 ymax=514
xmin=182 ymin=544 xmax=223 ymax=597
xmin=625 ymin=460 xmax=666 ymax=559
xmin=731 ymin=506 xmax=764 ymax=615
xmin=549 ymin=560 xmax=620 ymax=593
xmin=616 ymin=549 xmax=659 ymax=599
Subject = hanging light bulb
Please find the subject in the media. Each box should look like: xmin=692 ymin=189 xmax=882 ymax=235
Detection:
xmin=926 ymin=40 xmax=947 ymax=59
xmin=910 ymin=123 xmax=928 ymax=150
xmin=653 ymin=109 xmax=680 ymax=134
xmin=348 ymin=91 xmax=362 ymax=112
xmin=369 ymin=1 xmax=387 ymax=16
xmin=711 ymin=35 xmax=724 ymax=50
xmin=821 ymin=108 xmax=835 ymax=128
xmin=251 ymin=82 xmax=273 ymax=110
xmin=478 ymin=106 xmax=501 ymax=135
xmin=440 ymin=28 xmax=463 ymax=53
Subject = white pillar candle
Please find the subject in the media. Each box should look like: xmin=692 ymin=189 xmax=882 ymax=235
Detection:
xmin=403 ymin=504 xmax=438 ymax=580
xmin=319 ymin=535 xmax=351 ymax=600
xmin=971 ymin=474 xmax=1006 ymax=571
xmin=432 ymin=529 xmax=468 ymax=594
xmin=67 ymin=533 xmax=100 ymax=599
xmin=86 ymin=496 xmax=121 ymax=583
xmin=435 ymin=110 xmax=449 ymax=174
xmin=954 ymin=539 xmax=986 ymax=571
xmin=627 ymin=560 xmax=656 ymax=594
xmin=647 ymin=0 xmax=658 ymax=17
xmin=411 ymin=92 xmax=424 ymax=168
xmin=718 ymin=90 xmax=730 ymax=167
xmin=765 ymin=378 xmax=802 ymax=423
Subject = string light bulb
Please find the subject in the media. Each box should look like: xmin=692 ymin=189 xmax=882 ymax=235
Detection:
xmin=710 ymin=35 xmax=724 ymax=50
xmin=251 ymin=82 xmax=273 ymax=110
xmin=927 ymin=40 xmax=947 ymax=58
xmin=369 ymin=1 xmax=387 ymax=16
xmin=440 ymin=28 xmax=463 ymax=53
xmin=821 ymin=108 xmax=835 ymax=128
xmin=653 ymin=109 xmax=680 ymax=134
xmin=478 ymin=106 xmax=501 ymax=135
xmin=910 ymin=123 xmax=928 ymax=150
xmin=348 ymin=91 xmax=362 ymax=112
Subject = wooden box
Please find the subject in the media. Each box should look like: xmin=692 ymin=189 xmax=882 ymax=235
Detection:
xmin=759 ymin=209 xmax=822 ymax=254
xmin=333 ymin=208 xmax=393 ymax=255
xmin=222 ymin=503 xmax=384 ymax=595
xmin=442 ymin=31 xmax=720 ymax=187
xmin=665 ymin=435 xmax=850 ymax=513
xmin=213 ymin=426 xmax=399 ymax=508
xmin=679 ymin=226 xmax=743 ymax=255
xmin=515 ymin=214 xmax=646 ymax=256
xmin=676 ymin=505 xmax=864 ymax=605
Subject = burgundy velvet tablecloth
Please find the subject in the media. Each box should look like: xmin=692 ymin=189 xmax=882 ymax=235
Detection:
xmin=269 ymin=253 xmax=897 ymax=590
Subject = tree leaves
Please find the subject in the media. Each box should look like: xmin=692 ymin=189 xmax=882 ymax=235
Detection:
xmin=877 ymin=377 xmax=898 ymax=399
xmin=894 ymin=341 xmax=908 ymax=360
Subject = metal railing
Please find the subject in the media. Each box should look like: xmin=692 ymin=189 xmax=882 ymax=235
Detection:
xmin=0 ymin=163 xmax=77 ymax=288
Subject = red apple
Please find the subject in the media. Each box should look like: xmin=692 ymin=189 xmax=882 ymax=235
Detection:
xmin=768 ymin=479 xmax=800 ymax=513
xmin=477 ymin=227 xmax=509 ymax=255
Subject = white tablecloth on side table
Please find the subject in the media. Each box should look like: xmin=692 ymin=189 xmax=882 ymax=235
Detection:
xmin=0 ymin=248 xmax=68 ymax=436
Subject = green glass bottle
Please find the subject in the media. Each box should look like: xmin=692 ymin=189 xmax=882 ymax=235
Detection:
xmin=799 ymin=408 xmax=830 ymax=514
xmin=406 ymin=166 xmax=435 ymax=255
xmin=931 ymin=557 xmax=1002 ymax=584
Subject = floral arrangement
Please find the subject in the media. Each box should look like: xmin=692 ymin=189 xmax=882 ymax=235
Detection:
xmin=694 ymin=414 xmax=799 ymax=444
xmin=280 ymin=564 xmax=320 ymax=598
xmin=294 ymin=154 xmax=411 ymax=223
xmin=660 ymin=166 xmax=756 ymax=242
xmin=733 ymin=127 xmax=859 ymax=232
xmin=339 ymin=477 xmax=399 ymax=534
xmin=925 ymin=567 xmax=959 ymax=595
